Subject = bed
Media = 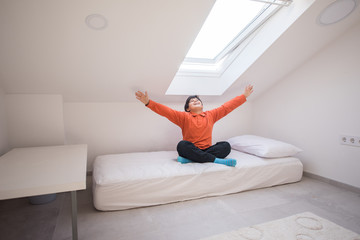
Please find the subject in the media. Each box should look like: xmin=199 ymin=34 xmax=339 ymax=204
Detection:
xmin=93 ymin=135 xmax=303 ymax=211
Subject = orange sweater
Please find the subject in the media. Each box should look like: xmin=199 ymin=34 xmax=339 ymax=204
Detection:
xmin=146 ymin=95 xmax=247 ymax=149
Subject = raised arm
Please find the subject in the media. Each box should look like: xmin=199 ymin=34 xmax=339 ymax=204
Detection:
xmin=135 ymin=90 xmax=185 ymax=127
xmin=243 ymin=84 xmax=254 ymax=98
xmin=135 ymin=91 xmax=150 ymax=105
xmin=207 ymin=84 xmax=254 ymax=122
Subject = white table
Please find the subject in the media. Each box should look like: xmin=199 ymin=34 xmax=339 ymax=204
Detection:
xmin=0 ymin=144 xmax=87 ymax=240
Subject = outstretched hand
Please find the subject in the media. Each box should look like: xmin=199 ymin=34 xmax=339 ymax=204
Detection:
xmin=135 ymin=91 xmax=150 ymax=105
xmin=243 ymin=85 xmax=254 ymax=98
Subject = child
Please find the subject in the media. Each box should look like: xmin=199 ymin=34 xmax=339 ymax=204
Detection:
xmin=135 ymin=85 xmax=253 ymax=167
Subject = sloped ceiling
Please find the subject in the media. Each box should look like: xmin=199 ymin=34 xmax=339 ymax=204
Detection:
xmin=225 ymin=0 xmax=360 ymax=102
xmin=0 ymin=0 xmax=359 ymax=103
xmin=0 ymin=0 xmax=216 ymax=102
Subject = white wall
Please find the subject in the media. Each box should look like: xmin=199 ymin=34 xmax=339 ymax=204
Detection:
xmin=64 ymin=100 xmax=252 ymax=171
xmin=6 ymin=94 xmax=65 ymax=148
xmin=252 ymin=22 xmax=360 ymax=188
xmin=0 ymin=87 xmax=9 ymax=155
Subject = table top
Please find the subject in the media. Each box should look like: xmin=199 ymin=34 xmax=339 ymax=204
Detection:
xmin=0 ymin=144 xmax=87 ymax=200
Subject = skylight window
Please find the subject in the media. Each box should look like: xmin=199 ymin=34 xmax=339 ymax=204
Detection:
xmin=178 ymin=0 xmax=290 ymax=76
xmin=186 ymin=0 xmax=265 ymax=60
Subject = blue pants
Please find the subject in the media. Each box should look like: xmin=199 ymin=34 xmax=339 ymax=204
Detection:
xmin=176 ymin=140 xmax=231 ymax=163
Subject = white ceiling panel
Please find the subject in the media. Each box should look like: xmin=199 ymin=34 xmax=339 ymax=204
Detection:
xmin=0 ymin=0 xmax=359 ymax=103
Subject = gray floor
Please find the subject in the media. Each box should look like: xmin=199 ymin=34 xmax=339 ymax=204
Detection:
xmin=1 ymin=176 xmax=359 ymax=240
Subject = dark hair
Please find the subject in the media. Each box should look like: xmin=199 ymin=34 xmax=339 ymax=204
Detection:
xmin=184 ymin=95 xmax=202 ymax=112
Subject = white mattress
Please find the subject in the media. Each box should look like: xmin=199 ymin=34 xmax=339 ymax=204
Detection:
xmin=93 ymin=150 xmax=303 ymax=211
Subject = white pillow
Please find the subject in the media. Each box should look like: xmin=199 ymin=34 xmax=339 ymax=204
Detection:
xmin=227 ymin=135 xmax=302 ymax=158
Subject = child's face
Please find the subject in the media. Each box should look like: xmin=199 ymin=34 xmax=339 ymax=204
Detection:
xmin=187 ymin=98 xmax=203 ymax=112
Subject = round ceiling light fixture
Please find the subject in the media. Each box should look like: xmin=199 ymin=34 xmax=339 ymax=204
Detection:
xmin=318 ymin=0 xmax=357 ymax=25
xmin=85 ymin=14 xmax=108 ymax=30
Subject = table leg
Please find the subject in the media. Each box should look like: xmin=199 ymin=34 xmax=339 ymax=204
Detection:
xmin=71 ymin=191 xmax=78 ymax=240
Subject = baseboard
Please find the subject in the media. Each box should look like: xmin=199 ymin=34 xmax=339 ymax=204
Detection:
xmin=303 ymin=171 xmax=360 ymax=194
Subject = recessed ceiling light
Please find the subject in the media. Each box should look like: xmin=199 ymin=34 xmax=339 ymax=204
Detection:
xmin=85 ymin=14 xmax=108 ymax=30
xmin=318 ymin=0 xmax=357 ymax=25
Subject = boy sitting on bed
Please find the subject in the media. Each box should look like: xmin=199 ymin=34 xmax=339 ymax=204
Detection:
xmin=135 ymin=85 xmax=254 ymax=167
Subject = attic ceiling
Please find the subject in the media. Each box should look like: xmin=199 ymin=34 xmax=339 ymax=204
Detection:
xmin=0 ymin=0 xmax=359 ymax=103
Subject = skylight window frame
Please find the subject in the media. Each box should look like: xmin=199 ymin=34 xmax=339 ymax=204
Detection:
xmin=177 ymin=1 xmax=286 ymax=77
xmin=251 ymin=0 xmax=293 ymax=7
